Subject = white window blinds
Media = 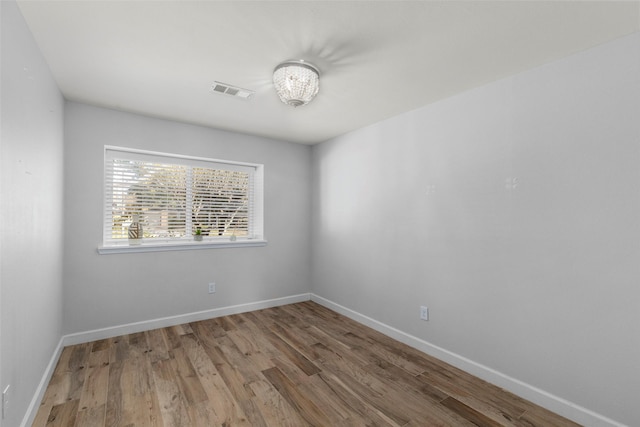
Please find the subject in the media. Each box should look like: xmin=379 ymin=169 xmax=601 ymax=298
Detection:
xmin=103 ymin=146 xmax=263 ymax=247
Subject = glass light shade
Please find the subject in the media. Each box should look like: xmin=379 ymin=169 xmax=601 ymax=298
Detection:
xmin=273 ymin=60 xmax=320 ymax=107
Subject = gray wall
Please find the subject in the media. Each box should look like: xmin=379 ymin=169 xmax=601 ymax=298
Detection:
xmin=63 ymin=103 xmax=312 ymax=334
xmin=0 ymin=1 xmax=65 ymax=426
xmin=311 ymin=33 xmax=640 ymax=426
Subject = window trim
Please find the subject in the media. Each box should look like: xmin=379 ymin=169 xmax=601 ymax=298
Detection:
xmin=97 ymin=238 xmax=267 ymax=254
xmin=100 ymin=146 xmax=265 ymax=253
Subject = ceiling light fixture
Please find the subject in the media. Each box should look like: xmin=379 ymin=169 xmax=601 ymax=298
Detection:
xmin=273 ymin=60 xmax=320 ymax=107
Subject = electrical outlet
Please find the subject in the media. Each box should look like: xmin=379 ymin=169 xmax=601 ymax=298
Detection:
xmin=208 ymin=282 xmax=216 ymax=294
xmin=2 ymin=384 xmax=10 ymax=419
xmin=420 ymin=306 xmax=429 ymax=321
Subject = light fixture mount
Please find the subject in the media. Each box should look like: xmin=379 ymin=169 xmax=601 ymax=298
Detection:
xmin=273 ymin=60 xmax=320 ymax=107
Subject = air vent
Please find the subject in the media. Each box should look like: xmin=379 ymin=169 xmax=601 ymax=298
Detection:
xmin=210 ymin=82 xmax=254 ymax=99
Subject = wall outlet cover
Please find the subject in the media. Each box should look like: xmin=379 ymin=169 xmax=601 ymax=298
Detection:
xmin=420 ymin=306 xmax=429 ymax=321
xmin=2 ymin=384 xmax=9 ymax=419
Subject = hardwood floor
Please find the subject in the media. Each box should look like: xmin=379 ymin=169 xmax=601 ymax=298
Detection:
xmin=33 ymin=301 xmax=580 ymax=426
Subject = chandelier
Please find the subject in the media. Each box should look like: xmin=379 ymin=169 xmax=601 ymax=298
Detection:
xmin=273 ymin=60 xmax=320 ymax=107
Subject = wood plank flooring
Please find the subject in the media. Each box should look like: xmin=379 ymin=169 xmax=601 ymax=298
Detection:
xmin=33 ymin=301 xmax=581 ymax=426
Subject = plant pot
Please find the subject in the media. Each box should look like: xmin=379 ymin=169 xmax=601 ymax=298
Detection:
xmin=128 ymin=215 xmax=143 ymax=245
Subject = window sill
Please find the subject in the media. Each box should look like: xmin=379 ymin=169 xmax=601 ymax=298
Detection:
xmin=97 ymin=239 xmax=267 ymax=254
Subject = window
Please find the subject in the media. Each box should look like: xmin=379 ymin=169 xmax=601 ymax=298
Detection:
xmin=100 ymin=146 xmax=264 ymax=253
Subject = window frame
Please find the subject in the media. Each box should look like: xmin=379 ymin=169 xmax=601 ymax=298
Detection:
xmin=98 ymin=146 xmax=266 ymax=254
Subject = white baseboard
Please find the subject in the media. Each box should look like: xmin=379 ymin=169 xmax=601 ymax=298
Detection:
xmin=63 ymin=293 xmax=312 ymax=347
xmin=310 ymin=293 xmax=626 ymax=427
xmin=20 ymin=338 xmax=64 ymax=427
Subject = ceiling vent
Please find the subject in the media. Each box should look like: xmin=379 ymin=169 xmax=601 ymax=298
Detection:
xmin=210 ymin=82 xmax=254 ymax=99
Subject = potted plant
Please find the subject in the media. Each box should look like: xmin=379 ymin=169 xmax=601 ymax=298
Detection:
xmin=194 ymin=227 xmax=203 ymax=241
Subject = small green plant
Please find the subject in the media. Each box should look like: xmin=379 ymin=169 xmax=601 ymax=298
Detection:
xmin=194 ymin=227 xmax=203 ymax=241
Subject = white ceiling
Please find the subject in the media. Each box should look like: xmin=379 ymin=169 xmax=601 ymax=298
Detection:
xmin=16 ymin=1 xmax=640 ymax=145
